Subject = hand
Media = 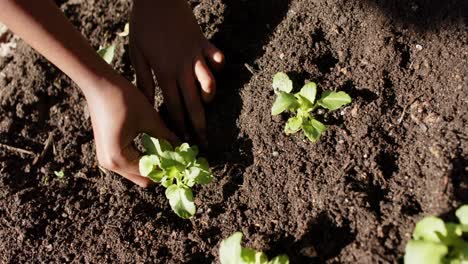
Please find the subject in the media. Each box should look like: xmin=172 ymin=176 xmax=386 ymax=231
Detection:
xmin=85 ymin=75 xmax=179 ymax=187
xmin=129 ymin=0 xmax=224 ymax=145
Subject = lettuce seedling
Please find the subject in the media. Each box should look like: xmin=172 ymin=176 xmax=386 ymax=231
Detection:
xmin=54 ymin=170 xmax=64 ymax=179
xmin=404 ymin=205 xmax=468 ymax=264
xmin=139 ymin=134 xmax=213 ymax=219
xmin=97 ymin=44 xmax=116 ymax=64
xmin=219 ymin=232 xmax=289 ymax=264
xmin=271 ymin=72 xmax=351 ymax=142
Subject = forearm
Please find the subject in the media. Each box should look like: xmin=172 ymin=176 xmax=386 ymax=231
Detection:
xmin=0 ymin=0 xmax=117 ymax=97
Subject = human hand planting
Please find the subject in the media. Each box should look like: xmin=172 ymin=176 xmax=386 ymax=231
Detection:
xmin=3 ymin=0 xmax=183 ymax=188
xmin=130 ymin=0 xmax=224 ymax=145
xmin=86 ymin=76 xmax=179 ymax=188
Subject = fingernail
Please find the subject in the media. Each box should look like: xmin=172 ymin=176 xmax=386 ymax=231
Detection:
xmin=214 ymin=52 xmax=223 ymax=63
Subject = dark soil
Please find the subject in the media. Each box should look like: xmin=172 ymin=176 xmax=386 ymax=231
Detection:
xmin=1 ymin=0 xmax=467 ymax=263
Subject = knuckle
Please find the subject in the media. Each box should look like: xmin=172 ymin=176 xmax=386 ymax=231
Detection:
xmin=204 ymin=77 xmax=215 ymax=91
xmin=99 ymin=152 xmax=124 ymax=171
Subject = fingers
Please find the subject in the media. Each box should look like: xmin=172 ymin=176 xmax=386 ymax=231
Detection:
xmin=119 ymin=171 xmax=153 ymax=188
xmin=130 ymin=44 xmax=155 ymax=105
xmin=158 ymin=77 xmax=187 ymax=140
xmin=194 ymin=56 xmax=216 ymax=103
xmin=203 ymin=42 xmax=224 ymax=71
xmin=178 ymin=63 xmax=207 ymax=146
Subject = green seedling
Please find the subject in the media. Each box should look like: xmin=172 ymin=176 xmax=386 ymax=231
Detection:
xmin=271 ymin=72 xmax=351 ymax=142
xmin=404 ymin=204 xmax=468 ymax=264
xmin=139 ymin=134 xmax=213 ymax=219
xmin=97 ymin=44 xmax=116 ymax=64
xmin=117 ymin=23 xmax=129 ymax=37
xmin=219 ymin=232 xmax=289 ymax=264
xmin=54 ymin=170 xmax=65 ymax=179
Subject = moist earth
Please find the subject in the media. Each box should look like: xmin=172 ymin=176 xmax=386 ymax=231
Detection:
xmin=0 ymin=0 xmax=467 ymax=263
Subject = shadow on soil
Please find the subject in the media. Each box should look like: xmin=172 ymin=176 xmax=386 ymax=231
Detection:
xmin=268 ymin=212 xmax=355 ymax=263
xmin=362 ymin=0 xmax=468 ymax=32
xmin=450 ymin=154 xmax=468 ymax=203
xmin=204 ymin=0 xmax=291 ymax=197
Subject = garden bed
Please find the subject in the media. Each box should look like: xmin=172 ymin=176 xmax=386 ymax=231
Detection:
xmin=0 ymin=0 xmax=466 ymax=263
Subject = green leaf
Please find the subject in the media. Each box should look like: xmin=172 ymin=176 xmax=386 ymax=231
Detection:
xmin=296 ymin=94 xmax=314 ymax=111
xmin=161 ymin=176 xmax=173 ymax=188
xmin=240 ymin=248 xmax=268 ymax=264
xmin=268 ymin=255 xmax=290 ymax=264
xmin=139 ymin=155 xmax=159 ymax=176
xmin=186 ymin=167 xmax=212 ymax=186
xmin=413 ymin=216 xmax=447 ymax=243
xmin=404 ymin=240 xmax=448 ymax=264
xmin=219 ymin=232 xmax=243 ymax=264
xmin=456 ymin=205 xmax=468 ymax=225
xmin=117 ymin=23 xmax=129 ymax=37
xmin=159 ymin=151 xmax=186 ymax=170
xmin=142 ymin=134 xmax=173 ymax=155
xmin=272 ymin=72 xmax=293 ymax=93
xmin=196 ymin=157 xmax=210 ymax=171
xmin=317 ymin=91 xmax=352 ymax=111
xmin=299 ymin=82 xmax=317 ymax=104
xmin=176 ymin=143 xmax=198 ymax=164
xmin=272 ymin=92 xmax=299 ymax=115
xmin=165 ymin=185 xmax=196 ymax=219
xmin=443 ymin=223 xmax=464 ymax=246
xmin=284 ymin=116 xmax=303 ymax=135
xmin=302 ymin=119 xmax=327 ymax=142
xmin=54 ymin=170 xmax=64 ymax=178
xmin=147 ymin=170 xmax=165 ymax=182
xmin=97 ymin=44 xmax=116 ymax=64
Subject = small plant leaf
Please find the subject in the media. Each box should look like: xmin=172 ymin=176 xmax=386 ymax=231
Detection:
xmin=317 ymin=91 xmax=352 ymax=110
xmin=142 ymin=134 xmax=173 ymax=155
xmin=299 ymin=82 xmax=317 ymax=104
xmin=285 ymin=116 xmax=303 ymax=135
xmin=272 ymin=92 xmax=298 ymax=115
xmin=268 ymin=255 xmax=290 ymax=264
xmin=302 ymin=119 xmax=327 ymax=142
xmin=165 ymin=185 xmax=196 ymax=219
xmin=240 ymin=248 xmax=268 ymax=264
xmin=185 ymin=166 xmax=212 ymax=186
xmin=413 ymin=216 xmax=447 ymax=243
xmin=456 ymin=205 xmax=468 ymax=225
xmin=404 ymin=240 xmax=448 ymax=264
xmin=54 ymin=170 xmax=64 ymax=178
xmin=296 ymin=94 xmax=314 ymax=111
xmin=161 ymin=176 xmax=173 ymax=188
xmin=97 ymin=44 xmax=116 ymax=64
xmin=117 ymin=23 xmax=129 ymax=37
xmin=147 ymin=170 xmax=165 ymax=182
xmin=176 ymin=143 xmax=198 ymax=164
xmin=159 ymin=151 xmax=186 ymax=170
xmin=139 ymin=155 xmax=159 ymax=176
xmin=272 ymin=72 xmax=293 ymax=93
xmin=219 ymin=232 xmax=243 ymax=264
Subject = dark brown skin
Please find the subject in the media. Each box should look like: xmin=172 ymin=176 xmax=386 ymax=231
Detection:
xmin=0 ymin=0 xmax=224 ymax=187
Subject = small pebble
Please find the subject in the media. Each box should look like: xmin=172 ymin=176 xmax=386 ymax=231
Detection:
xmin=415 ymin=44 xmax=423 ymax=51
xmin=272 ymin=151 xmax=279 ymax=157
xmin=363 ymin=154 xmax=368 ymax=158
xmin=45 ymin=244 xmax=53 ymax=252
